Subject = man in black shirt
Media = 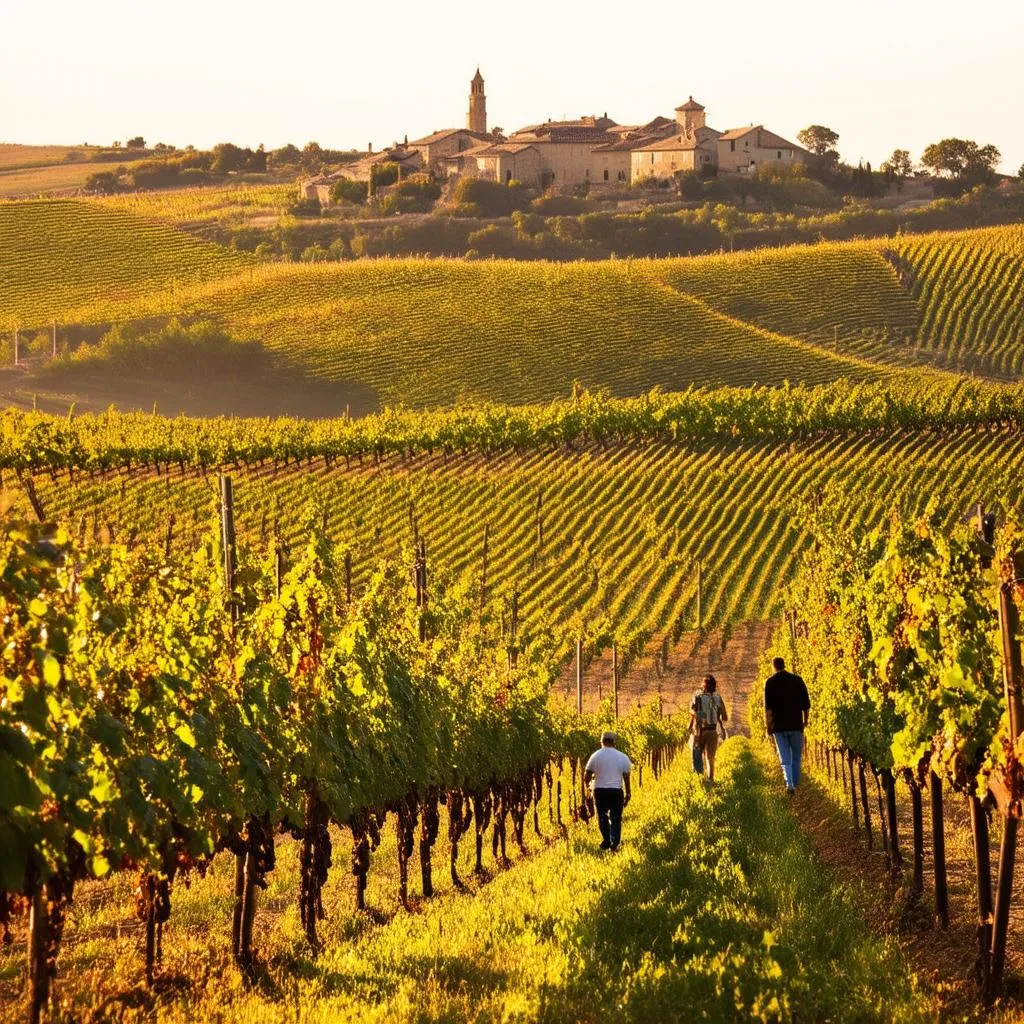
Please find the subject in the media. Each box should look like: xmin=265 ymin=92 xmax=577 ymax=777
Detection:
xmin=763 ymin=656 xmax=810 ymax=795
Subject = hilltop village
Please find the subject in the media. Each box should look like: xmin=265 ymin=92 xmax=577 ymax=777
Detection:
xmin=301 ymin=71 xmax=808 ymax=201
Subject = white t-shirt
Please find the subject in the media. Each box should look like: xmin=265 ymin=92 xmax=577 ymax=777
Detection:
xmin=584 ymin=747 xmax=632 ymax=790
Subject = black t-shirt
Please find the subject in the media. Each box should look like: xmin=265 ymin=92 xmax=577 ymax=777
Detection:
xmin=764 ymin=670 xmax=810 ymax=732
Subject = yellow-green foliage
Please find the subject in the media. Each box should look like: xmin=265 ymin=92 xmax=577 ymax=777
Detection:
xmin=167 ymin=259 xmax=887 ymax=404
xmin=0 ymin=200 xmax=248 ymax=327
xmin=26 ymin=425 xmax=1024 ymax=653
xmin=25 ymin=744 xmax=931 ymax=1023
xmin=4 ymin=200 xmax=1024 ymax=409
xmin=896 ymin=225 xmax=1024 ymax=375
xmin=655 ymin=244 xmax=919 ymax=351
xmin=96 ymin=182 xmax=295 ymax=227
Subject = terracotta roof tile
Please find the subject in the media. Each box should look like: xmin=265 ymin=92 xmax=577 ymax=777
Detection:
xmin=718 ymin=126 xmax=804 ymax=150
xmin=409 ymin=128 xmax=489 ymax=146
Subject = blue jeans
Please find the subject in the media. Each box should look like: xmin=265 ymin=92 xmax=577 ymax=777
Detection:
xmin=773 ymin=731 xmax=804 ymax=788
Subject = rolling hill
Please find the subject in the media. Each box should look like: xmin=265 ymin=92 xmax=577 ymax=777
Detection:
xmin=2 ymin=200 xmax=1024 ymax=416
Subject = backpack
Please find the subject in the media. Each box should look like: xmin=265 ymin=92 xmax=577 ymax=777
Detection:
xmin=694 ymin=692 xmax=720 ymax=729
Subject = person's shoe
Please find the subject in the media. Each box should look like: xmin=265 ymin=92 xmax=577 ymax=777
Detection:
xmin=609 ymin=843 xmax=619 ymax=852
xmin=787 ymin=787 xmax=795 ymax=797
xmin=599 ymin=840 xmax=610 ymax=850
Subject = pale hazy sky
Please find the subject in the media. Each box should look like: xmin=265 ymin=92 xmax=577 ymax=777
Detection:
xmin=3 ymin=0 xmax=1022 ymax=173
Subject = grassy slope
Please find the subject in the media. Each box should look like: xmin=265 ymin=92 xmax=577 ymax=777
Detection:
xmin=0 ymin=200 xmax=248 ymax=327
xmin=0 ymin=743 xmax=931 ymax=1023
xmin=4 ymin=200 xmax=1024 ymax=409
xmin=0 ymin=160 xmax=151 ymax=199
xmin=651 ymin=245 xmax=919 ymax=356
xmin=24 ymin=427 xmax=1024 ymax=653
xmin=898 ymin=225 xmax=1024 ymax=376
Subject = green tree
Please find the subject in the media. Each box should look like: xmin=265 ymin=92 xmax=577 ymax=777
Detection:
xmin=330 ymin=177 xmax=368 ymax=205
xmin=126 ymin=136 xmax=146 ymax=149
xmin=268 ymin=144 xmax=302 ymax=168
xmin=711 ymin=203 xmax=741 ymax=250
xmin=301 ymin=142 xmax=324 ymax=170
xmin=84 ymin=169 xmax=125 ymax=194
xmin=796 ymin=125 xmax=840 ymax=161
xmin=1017 ymin=162 xmax=1024 ymax=182
xmin=450 ymin=177 xmax=531 ymax=217
xmin=674 ymin=169 xmax=704 ymax=200
xmin=920 ymin=138 xmax=1000 ymax=184
xmin=879 ymin=148 xmax=913 ymax=191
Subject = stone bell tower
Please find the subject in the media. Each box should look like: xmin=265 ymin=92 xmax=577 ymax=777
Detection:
xmin=675 ymin=96 xmax=706 ymax=133
xmin=467 ymin=68 xmax=487 ymax=135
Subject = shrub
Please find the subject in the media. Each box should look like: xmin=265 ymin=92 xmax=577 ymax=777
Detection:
xmin=381 ymin=176 xmax=442 ymax=216
xmin=301 ymin=243 xmax=330 ymax=262
xmin=530 ymin=194 xmax=590 ymax=216
xmin=450 ymin=177 xmax=531 ymax=217
xmin=369 ymin=162 xmax=399 ymax=190
xmin=466 ymin=224 xmax=517 ymax=256
xmin=84 ymin=170 xmax=124 ymax=194
xmin=330 ymin=177 xmax=368 ymax=205
xmin=287 ymin=197 xmax=322 ymax=218
xmin=674 ymin=170 xmax=703 ymax=200
xmin=68 ymin=319 xmax=266 ymax=377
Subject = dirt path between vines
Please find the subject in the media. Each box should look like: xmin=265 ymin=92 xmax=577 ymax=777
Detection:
xmin=618 ymin=618 xmax=1015 ymax=1020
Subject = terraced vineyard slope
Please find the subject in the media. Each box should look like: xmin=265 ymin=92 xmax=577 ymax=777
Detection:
xmin=0 ymin=200 xmax=248 ymax=327
xmin=897 ymin=225 xmax=1024 ymax=376
xmin=3 ymin=201 xmax=1024 ymax=413
xmin=13 ymin=421 xmax=1024 ymax=667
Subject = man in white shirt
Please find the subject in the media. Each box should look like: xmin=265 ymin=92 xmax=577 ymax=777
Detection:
xmin=583 ymin=731 xmax=633 ymax=851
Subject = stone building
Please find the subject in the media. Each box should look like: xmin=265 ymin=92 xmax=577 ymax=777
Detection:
xmin=467 ymin=68 xmax=487 ymax=134
xmin=300 ymin=74 xmax=810 ymax=202
xmin=444 ymin=141 xmax=541 ymax=184
xmin=716 ymin=126 xmax=805 ymax=174
xmin=408 ymin=128 xmax=490 ymax=172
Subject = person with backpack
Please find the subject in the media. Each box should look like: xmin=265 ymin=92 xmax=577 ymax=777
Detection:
xmin=690 ymin=675 xmax=727 ymax=781
xmin=763 ymin=656 xmax=811 ymax=795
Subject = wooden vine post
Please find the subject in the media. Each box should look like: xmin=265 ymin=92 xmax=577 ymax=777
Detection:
xmin=968 ymin=505 xmax=997 ymax=992
xmin=612 ymin=642 xmax=620 ymax=720
xmin=479 ymin=523 xmax=489 ymax=612
xmin=575 ymin=636 xmax=584 ymax=714
xmin=930 ymin=770 xmax=950 ymax=929
xmin=414 ymin=538 xmax=427 ymax=642
xmin=221 ymin=476 xmax=255 ymax=964
xmin=696 ymin=559 xmax=703 ymax=631
xmin=987 ymin=548 xmax=1024 ymax=997
xmin=909 ymin=780 xmax=925 ymax=895
xmin=847 ymin=751 xmax=860 ymax=831
xmin=507 ymin=590 xmax=519 ymax=672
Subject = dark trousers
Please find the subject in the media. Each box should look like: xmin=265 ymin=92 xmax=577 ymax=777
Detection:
xmin=594 ymin=788 xmax=625 ymax=848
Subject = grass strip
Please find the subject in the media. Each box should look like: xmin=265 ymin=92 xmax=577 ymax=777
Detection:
xmin=81 ymin=739 xmax=934 ymax=1023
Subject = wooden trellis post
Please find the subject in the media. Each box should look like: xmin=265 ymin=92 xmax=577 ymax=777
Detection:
xmin=575 ymin=636 xmax=583 ymax=714
xmin=612 ymin=642 xmax=619 ymax=720
xmin=988 ymin=550 xmax=1024 ymax=996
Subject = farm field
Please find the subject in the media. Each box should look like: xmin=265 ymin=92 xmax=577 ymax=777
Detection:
xmin=11 ymin=422 xmax=1023 ymax=667
xmin=0 ymin=734 xmax=933 ymax=1024
xmin=0 ymin=145 xmax=97 ymax=170
xmin=2 ymin=199 xmax=1023 ymax=416
xmin=4 ymin=202 xmax=1024 ymax=1021
xmin=0 ymin=160 xmax=150 ymax=199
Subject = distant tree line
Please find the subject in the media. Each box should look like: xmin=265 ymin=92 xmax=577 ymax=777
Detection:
xmin=795 ymin=124 xmax=1004 ymax=198
xmin=83 ymin=139 xmax=360 ymax=194
xmin=212 ymin=179 xmax=1024 ymax=263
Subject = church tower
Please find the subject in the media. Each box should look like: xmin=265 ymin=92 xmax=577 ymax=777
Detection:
xmin=675 ymin=96 xmax=706 ymax=134
xmin=467 ymin=68 xmax=487 ymax=135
